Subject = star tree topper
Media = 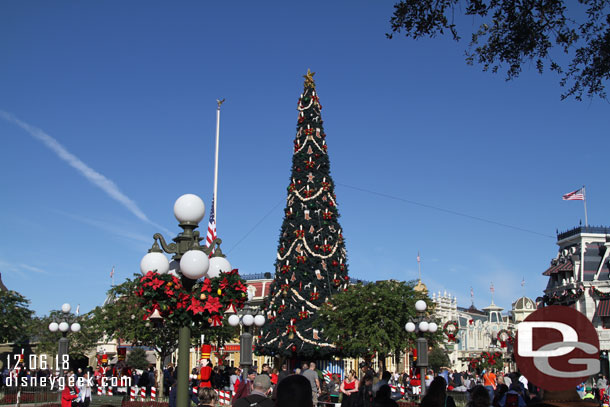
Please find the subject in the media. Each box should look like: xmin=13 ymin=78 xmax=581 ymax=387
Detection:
xmin=303 ymin=69 xmax=316 ymax=88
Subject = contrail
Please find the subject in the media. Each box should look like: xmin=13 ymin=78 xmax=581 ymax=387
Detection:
xmin=1 ymin=110 xmax=171 ymax=235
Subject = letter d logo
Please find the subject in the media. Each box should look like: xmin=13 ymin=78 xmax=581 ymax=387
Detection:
xmin=518 ymin=321 xmax=577 ymax=357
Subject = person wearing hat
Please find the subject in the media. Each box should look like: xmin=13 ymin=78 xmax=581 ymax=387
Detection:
xmin=199 ymin=345 xmax=213 ymax=389
xmin=233 ymin=374 xmax=274 ymax=407
xmin=233 ymin=368 xmax=257 ymax=402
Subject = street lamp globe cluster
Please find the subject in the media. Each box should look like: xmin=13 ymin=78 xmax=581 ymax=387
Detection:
xmin=405 ymin=299 xmax=438 ymax=397
xmin=227 ymin=310 xmax=265 ymax=380
xmin=140 ymin=194 xmax=231 ymax=280
xmin=405 ymin=300 xmax=438 ymax=334
xmin=48 ymin=303 xmax=81 ymax=335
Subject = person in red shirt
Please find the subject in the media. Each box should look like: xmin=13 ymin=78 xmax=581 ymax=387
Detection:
xmin=61 ymin=381 xmax=79 ymax=407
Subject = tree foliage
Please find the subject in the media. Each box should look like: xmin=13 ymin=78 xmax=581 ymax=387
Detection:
xmin=0 ymin=289 xmax=34 ymax=345
xmin=316 ymin=280 xmax=442 ymax=368
xmin=428 ymin=346 xmax=451 ymax=373
xmin=388 ymin=0 xmax=610 ymax=100
xmin=126 ymin=347 xmax=150 ymax=370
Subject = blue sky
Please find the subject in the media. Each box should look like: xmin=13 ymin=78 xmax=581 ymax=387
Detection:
xmin=1 ymin=1 xmax=608 ymax=317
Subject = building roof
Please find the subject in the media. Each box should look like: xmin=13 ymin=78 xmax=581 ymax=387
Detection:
xmin=482 ymin=301 xmax=503 ymax=312
xmin=512 ymin=296 xmax=536 ymax=311
xmin=0 ymin=273 xmax=7 ymax=292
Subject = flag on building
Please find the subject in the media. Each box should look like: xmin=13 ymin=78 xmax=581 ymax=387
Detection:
xmin=110 ymin=266 xmax=114 ymax=279
xmin=417 ymin=252 xmax=420 ymax=263
xmin=563 ymin=188 xmax=584 ymax=201
xmin=206 ymin=197 xmax=217 ymax=253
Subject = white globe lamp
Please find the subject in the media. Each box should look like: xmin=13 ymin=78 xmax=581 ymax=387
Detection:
xmin=180 ymin=250 xmax=209 ymax=279
xmin=405 ymin=322 xmax=416 ymax=332
xmin=242 ymin=314 xmax=254 ymax=326
xmin=254 ymin=315 xmax=265 ymax=327
xmin=49 ymin=322 xmax=59 ymax=332
xmin=208 ymin=257 xmax=231 ymax=279
xmin=59 ymin=322 xmax=70 ymax=332
xmin=141 ymin=252 xmax=170 ymax=274
xmin=419 ymin=321 xmax=429 ymax=332
xmin=174 ymin=194 xmax=205 ymax=224
xmin=428 ymin=322 xmax=438 ymax=333
xmin=61 ymin=303 xmax=71 ymax=313
xmin=415 ymin=300 xmax=427 ymax=312
xmin=71 ymin=323 xmax=81 ymax=332
xmin=228 ymin=314 xmax=240 ymax=327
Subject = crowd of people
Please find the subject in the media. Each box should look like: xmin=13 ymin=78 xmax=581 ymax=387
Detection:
xmin=2 ymin=361 xmax=607 ymax=406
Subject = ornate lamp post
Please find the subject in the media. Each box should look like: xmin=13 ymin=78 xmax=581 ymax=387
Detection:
xmin=227 ymin=308 xmax=265 ymax=379
xmin=140 ymin=194 xmax=231 ymax=407
xmin=405 ymin=300 xmax=438 ymax=397
xmin=48 ymin=303 xmax=81 ymax=378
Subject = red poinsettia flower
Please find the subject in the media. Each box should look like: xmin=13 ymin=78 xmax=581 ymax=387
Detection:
xmin=187 ymin=298 xmax=205 ymax=314
xmin=228 ymin=269 xmax=238 ymax=275
xmin=201 ymin=278 xmax=212 ymax=293
xmin=204 ymin=296 xmax=223 ymax=314
xmin=219 ymin=278 xmax=230 ymax=289
xmin=233 ymin=280 xmax=247 ymax=292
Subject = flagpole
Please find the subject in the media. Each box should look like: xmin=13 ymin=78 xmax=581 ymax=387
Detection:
xmin=417 ymin=252 xmax=421 ymax=281
xmin=213 ymin=99 xmax=225 ymax=228
xmin=583 ymin=185 xmax=588 ymax=227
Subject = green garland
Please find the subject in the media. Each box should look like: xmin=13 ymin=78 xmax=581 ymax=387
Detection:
xmin=542 ymin=287 xmax=583 ymax=305
xmin=590 ymin=286 xmax=610 ymax=299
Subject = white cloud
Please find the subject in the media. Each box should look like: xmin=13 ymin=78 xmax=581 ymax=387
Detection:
xmin=18 ymin=264 xmax=47 ymax=274
xmin=0 ymin=110 xmax=171 ymax=235
xmin=0 ymin=258 xmax=44 ymax=278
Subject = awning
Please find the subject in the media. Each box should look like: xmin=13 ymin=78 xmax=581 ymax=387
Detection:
xmin=543 ymin=260 xmax=574 ymax=276
xmin=597 ymin=299 xmax=610 ymax=317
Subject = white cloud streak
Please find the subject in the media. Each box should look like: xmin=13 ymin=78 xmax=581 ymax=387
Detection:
xmin=1 ymin=110 xmax=171 ymax=234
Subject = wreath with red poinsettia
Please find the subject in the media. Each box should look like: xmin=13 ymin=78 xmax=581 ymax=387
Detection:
xmin=443 ymin=321 xmax=459 ymax=342
xmin=496 ymin=329 xmax=513 ymax=348
xmin=135 ymin=269 xmax=248 ymax=327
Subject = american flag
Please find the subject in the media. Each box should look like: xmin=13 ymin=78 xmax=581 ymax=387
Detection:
xmin=563 ymin=188 xmax=584 ymax=201
xmin=417 ymin=252 xmax=420 ymax=263
xmin=110 ymin=266 xmax=114 ymax=278
xmin=206 ymin=197 xmax=217 ymax=253
xmin=490 ymin=283 xmax=494 ymax=294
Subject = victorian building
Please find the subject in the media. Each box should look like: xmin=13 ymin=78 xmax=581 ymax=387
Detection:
xmin=432 ymin=291 xmax=535 ymax=371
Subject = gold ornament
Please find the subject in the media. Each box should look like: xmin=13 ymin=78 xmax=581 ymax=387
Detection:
xmin=200 ymin=293 xmax=207 ymax=300
xmin=288 ymin=332 xmax=295 ymax=340
xmin=217 ymin=289 xmax=222 ymax=295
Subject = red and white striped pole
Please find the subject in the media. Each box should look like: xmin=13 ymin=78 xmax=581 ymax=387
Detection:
xmin=130 ymin=387 xmax=137 ymax=401
xmin=140 ymin=387 xmax=146 ymax=401
xmin=107 ymin=386 xmax=113 ymax=396
xmin=150 ymin=387 xmax=157 ymax=399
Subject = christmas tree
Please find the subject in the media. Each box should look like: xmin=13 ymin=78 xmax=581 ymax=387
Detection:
xmin=256 ymin=70 xmax=349 ymax=358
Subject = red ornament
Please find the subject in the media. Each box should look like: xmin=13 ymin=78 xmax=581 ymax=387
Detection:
xmin=291 ymin=345 xmax=297 ymax=352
